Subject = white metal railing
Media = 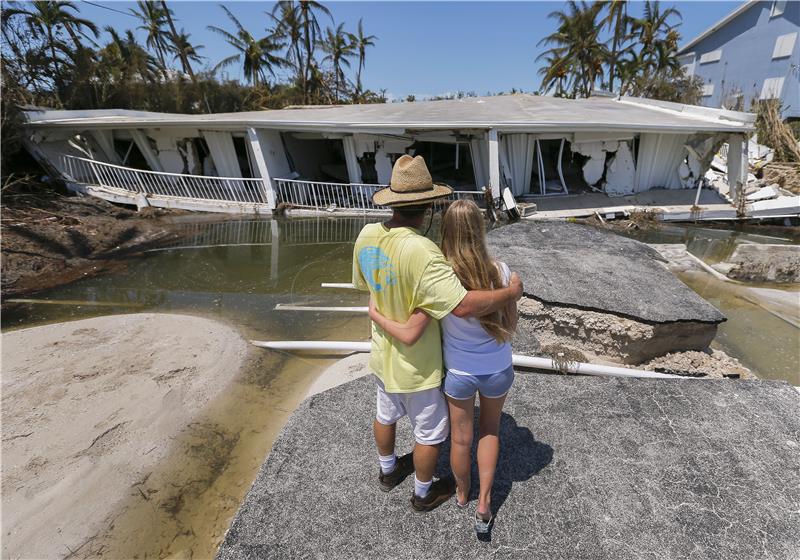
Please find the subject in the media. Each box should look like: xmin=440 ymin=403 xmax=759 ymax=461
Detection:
xmin=274 ymin=178 xmax=384 ymax=211
xmin=59 ymin=154 xmax=270 ymax=204
xmin=59 ymin=154 xmax=486 ymax=213
xmin=274 ymin=177 xmax=484 ymax=212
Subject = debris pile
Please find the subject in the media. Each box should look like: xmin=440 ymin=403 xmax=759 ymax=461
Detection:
xmin=642 ymin=349 xmax=753 ymax=379
xmin=711 ymin=244 xmax=800 ymax=283
xmin=762 ymin=162 xmax=800 ymax=195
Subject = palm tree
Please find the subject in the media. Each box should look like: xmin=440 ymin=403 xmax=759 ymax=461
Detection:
xmin=599 ymin=0 xmax=631 ymax=92
xmin=130 ymin=0 xmax=170 ymax=77
xmin=631 ymin=0 xmax=682 ymax=76
xmin=101 ymin=27 xmax=159 ymax=85
xmin=352 ymin=19 xmax=377 ymax=100
xmin=207 ymin=6 xmax=286 ymax=87
xmin=320 ymin=22 xmax=356 ymax=102
xmin=271 ymin=1 xmax=305 ymax=90
xmin=170 ymin=29 xmax=204 ymax=70
xmin=536 ymin=1 xmax=607 ymax=98
xmin=536 ymin=52 xmax=571 ymax=97
xmin=298 ymin=1 xmax=332 ymax=102
xmin=4 ymin=1 xmax=98 ymax=89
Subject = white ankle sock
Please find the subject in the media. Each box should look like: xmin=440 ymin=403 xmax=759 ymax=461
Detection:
xmin=414 ymin=475 xmax=432 ymax=498
xmin=378 ymin=453 xmax=397 ymax=474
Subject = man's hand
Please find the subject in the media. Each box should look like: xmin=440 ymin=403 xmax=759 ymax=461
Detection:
xmin=509 ymin=272 xmax=523 ymax=301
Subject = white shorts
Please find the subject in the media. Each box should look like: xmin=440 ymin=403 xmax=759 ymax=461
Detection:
xmin=374 ymin=376 xmax=450 ymax=445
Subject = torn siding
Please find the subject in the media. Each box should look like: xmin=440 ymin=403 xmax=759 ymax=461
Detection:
xmin=635 ymin=134 xmax=690 ymax=191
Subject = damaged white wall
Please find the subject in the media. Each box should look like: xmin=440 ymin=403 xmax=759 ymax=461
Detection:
xmin=634 ymin=133 xmax=689 ymax=191
xmin=251 ymin=129 xmax=291 ymax=179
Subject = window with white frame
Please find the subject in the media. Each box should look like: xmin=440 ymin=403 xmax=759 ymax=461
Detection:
xmin=771 ymin=0 xmax=787 ymax=17
xmin=760 ymin=77 xmax=785 ymax=99
xmin=772 ymin=32 xmax=797 ymax=59
xmin=699 ymin=49 xmax=722 ymax=64
xmin=701 ymin=83 xmax=715 ymax=97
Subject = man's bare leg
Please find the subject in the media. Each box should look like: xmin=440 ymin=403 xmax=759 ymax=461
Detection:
xmin=412 ymin=442 xmax=439 ymax=484
xmin=374 ymin=419 xmax=396 ymax=456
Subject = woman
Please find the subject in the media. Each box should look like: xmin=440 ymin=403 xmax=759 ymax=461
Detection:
xmin=368 ymin=199 xmax=518 ymax=533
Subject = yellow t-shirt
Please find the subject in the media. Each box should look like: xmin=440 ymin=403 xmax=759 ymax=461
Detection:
xmin=352 ymin=223 xmax=468 ymax=393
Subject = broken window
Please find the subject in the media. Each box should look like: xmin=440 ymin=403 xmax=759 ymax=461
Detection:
xmin=113 ymin=139 xmax=151 ymax=171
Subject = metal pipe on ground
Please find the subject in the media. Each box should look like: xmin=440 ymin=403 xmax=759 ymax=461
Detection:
xmin=274 ymin=304 xmax=368 ymax=312
xmin=250 ymin=340 xmax=685 ymax=380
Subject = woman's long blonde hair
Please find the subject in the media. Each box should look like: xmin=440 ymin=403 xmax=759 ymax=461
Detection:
xmin=440 ymin=200 xmax=513 ymax=343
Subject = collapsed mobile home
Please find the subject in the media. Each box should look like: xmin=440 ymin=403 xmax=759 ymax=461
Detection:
xmin=20 ymin=94 xmax=768 ymax=218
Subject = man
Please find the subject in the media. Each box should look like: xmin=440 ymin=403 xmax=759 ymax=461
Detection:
xmin=352 ymin=154 xmax=523 ymax=512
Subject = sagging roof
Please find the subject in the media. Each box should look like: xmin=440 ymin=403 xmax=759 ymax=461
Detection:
xmin=678 ymin=0 xmax=758 ymax=54
xmin=21 ymin=94 xmax=755 ymax=134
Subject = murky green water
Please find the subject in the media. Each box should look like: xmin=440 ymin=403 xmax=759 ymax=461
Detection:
xmin=618 ymin=223 xmax=800 ymax=384
xmin=2 ymin=217 xmax=375 ymax=339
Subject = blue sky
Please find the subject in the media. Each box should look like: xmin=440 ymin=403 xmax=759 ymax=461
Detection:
xmin=77 ymin=1 xmax=742 ymax=100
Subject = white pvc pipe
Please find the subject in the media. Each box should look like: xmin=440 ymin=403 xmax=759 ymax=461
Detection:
xmin=320 ymin=282 xmax=356 ymax=289
xmin=274 ymin=304 xmax=368 ymax=312
xmin=250 ymin=340 xmax=685 ymax=380
xmin=252 ymin=340 xmax=371 ymax=352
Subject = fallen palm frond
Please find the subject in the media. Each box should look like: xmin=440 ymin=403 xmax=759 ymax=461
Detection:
xmin=755 ymin=100 xmax=800 ymax=163
xmin=540 ymin=343 xmax=586 ymax=375
xmin=762 ymin=162 xmax=800 ymax=195
xmin=628 ymin=208 xmax=663 ymax=228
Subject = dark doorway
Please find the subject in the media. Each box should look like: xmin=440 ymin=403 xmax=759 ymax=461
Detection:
xmin=232 ymin=136 xmax=254 ymax=178
xmin=408 ymin=141 xmax=475 ymax=189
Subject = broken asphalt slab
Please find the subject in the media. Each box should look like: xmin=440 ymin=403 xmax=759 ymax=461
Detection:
xmin=486 ymin=221 xmax=725 ymax=324
xmin=217 ymin=374 xmax=800 ymax=559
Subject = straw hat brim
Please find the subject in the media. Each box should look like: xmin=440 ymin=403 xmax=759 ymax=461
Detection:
xmin=372 ymin=183 xmax=453 ymax=207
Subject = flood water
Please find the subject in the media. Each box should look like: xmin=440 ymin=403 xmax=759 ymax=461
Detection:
xmin=3 ymin=216 xmax=798 ymax=557
xmin=618 ymin=223 xmax=800 ymax=384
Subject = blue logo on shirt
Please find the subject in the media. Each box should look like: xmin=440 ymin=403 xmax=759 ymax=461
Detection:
xmin=359 ymin=246 xmax=397 ymax=292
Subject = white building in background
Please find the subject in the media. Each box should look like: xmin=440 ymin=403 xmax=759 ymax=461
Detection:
xmin=21 ymin=94 xmax=754 ymax=215
xmin=677 ymin=0 xmax=799 ymax=118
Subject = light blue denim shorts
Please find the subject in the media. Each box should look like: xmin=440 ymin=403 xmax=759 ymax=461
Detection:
xmin=443 ymin=365 xmax=515 ymax=400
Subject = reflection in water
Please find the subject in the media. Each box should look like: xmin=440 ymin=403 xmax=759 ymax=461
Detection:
xmin=2 ymin=216 xmax=378 ymax=336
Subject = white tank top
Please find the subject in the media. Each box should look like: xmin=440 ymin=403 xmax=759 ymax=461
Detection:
xmin=441 ymin=261 xmax=513 ymax=376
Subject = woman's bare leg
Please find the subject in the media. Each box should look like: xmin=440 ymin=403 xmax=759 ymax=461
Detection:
xmin=476 ymin=392 xmax=507 ymax=518
xmin=446 ymin=394 xmax=475 ymax=506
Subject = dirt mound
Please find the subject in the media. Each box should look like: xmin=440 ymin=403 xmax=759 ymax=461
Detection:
xmin=513 ymin=297 xmax=719 ymax=365
xmin=713 ymin=244 xmax=800 ymax=283
xmin=642 ymin=349 xmax=754 ymax=378
xmin=1 ymin=189 xmax=183 ymax=297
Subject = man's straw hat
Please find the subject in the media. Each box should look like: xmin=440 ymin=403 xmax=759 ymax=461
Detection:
xmin=372 ymin=155 xmax=453 ymax=207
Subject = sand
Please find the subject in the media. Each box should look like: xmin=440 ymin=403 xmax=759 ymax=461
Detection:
xmin=304 ymin=352 xmax=371 ymax=398
xmin=1 ymin=313 xmax=251 ymax=559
